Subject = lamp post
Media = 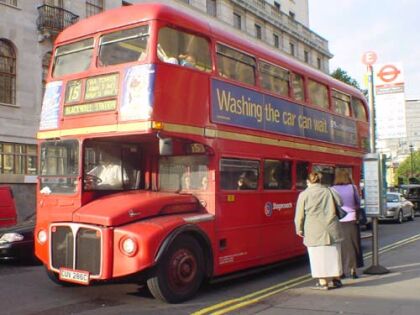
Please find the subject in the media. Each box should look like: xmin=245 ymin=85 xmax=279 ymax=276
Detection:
xmin=409 ymin=144 xmax=414 ymax=178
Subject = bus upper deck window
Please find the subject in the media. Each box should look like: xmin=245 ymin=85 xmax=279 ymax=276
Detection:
xmin=351 ymin=98 xmax=368 ymax=121
xmin=308 ymin=79 xmax=329 ymax=109
xmin=291 ymin=73 xmax=304 ymax=101
xmin=99 ymin=25 xmax=149 ymax=67
xmin=53 ymin=38 xmax=94 ymax=78
xmin=216 ymin=44 xmax=256 ymax=86
xmin=157 ymin=27 xmax=212 ymax=72
xmin=259 ymin=61 xmax=290 ymax=97
xmin=332 ymin=90 xmax=351 ymax=116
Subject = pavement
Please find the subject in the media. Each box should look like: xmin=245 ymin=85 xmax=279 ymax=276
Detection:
xmin=231 ymin=233 xmax=420 ymax=315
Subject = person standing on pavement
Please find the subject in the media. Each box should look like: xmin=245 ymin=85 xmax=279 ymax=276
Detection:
xmin=295 ymin=171 xmax=344 ymax=290
xmin=332 ymin=169 xmax=363 ymax=279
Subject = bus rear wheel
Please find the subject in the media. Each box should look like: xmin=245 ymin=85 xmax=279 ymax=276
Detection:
xmin=147 ymin=235 xmax=204 ymax=303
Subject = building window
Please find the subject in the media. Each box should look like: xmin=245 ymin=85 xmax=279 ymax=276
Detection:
xmin=274 ymin=1 xmax=281 ymax=12
xmin=317 ymin=57 xmax=322 ymax=70
xmin=122 ymin=1 xmax=132 ymax=5
xmin=255 ymin=24 xmax=262 ymax=40
xmin=233 ymin=12 xmax=242 ymax=30
xmin=0 ymin=39 xmax=16 ymax=105
xmin=289 ymin=42 xmax=295 ymax=56
xmin=42 ymin=51 xmax=52 ymax=97
xmin=44 ymin=0 xmax=63 ymax=6
xmin=206 ymin=0 xmax=216 ymax=17
xmin=273 ymin=33 xmax=279 ymax=48
xmin=0 ymin=142 xmax=37 ymax=175
xmin=304 ymin=50 xmax=309 ymax=63
xmin=289 ymin=11 xmax=295 ymax=20
xmin=86 ymin=0 xmax=103 ymax=17
xmin=0 ymin=0 xmax=18 ymax=6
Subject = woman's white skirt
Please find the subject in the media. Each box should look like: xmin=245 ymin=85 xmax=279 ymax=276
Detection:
xmin=307 ymin=243 xmax=342 ymax=278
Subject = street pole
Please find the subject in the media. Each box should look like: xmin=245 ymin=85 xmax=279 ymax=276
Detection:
xmin=409 ymin=144 xmax=414 ymax=178
xmin=363 ymin=64 xmax=389 ymax=275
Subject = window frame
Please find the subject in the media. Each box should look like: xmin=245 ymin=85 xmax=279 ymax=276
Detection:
xmin=216 ymin=43 xmax=257 ymax=86
xmin=220 ymin=158 xmax=259 ymax=191
xmin=259 ymin=60 xmax=290 ymax=97
xmin=0 ymin=39 xmax=16 ymax=105
xmin=0 ymin=142 xmax=38 ymax=175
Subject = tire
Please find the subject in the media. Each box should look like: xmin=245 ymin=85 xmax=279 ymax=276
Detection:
xmin=397 ymin=210 xmax=404 ymax=224
xmin=45 ymin=268 xmax=77 ymax=287
xmin=147 ymin=235 xmax=204 ymax=303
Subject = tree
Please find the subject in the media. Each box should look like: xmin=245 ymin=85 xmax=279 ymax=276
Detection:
xmin=331 ymin=67 xmax=368 ymax=98
xmin=396 ymin=150 xmax=420 ymax=184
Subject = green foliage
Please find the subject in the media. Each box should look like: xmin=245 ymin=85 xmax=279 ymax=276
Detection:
xmin=331 ymin=67 xmax=361 ymax=89
xmin=396 ymin=150 xmax=420 ymax=184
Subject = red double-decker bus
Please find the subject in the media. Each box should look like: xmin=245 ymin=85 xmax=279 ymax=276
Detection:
xmin=35 ymin=3 xmax=369 ymax=303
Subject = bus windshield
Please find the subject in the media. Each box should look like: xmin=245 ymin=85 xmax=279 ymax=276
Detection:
xmin=83 ymin=141 xmax=142 ymax=191
xmin=53 ymin=38 xmax=94 ymax=78
xmin=40 ymin=140 xmax=79 ymax=195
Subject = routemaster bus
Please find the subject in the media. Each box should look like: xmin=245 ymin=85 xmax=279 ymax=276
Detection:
xmin=35 ymin=3 xmax=369 ymax=303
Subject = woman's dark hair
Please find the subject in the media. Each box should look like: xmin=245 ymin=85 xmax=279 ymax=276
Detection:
xmin=308 ymin=172 xmax=322 ymax=184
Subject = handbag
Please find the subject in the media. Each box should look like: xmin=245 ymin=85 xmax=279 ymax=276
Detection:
xmin=328 ymin=188 xmax=347 ymax=219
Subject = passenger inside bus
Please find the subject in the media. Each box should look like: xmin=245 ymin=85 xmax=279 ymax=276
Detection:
xmin=237 ymin=171 xmax=257 ymax=190
xmin=178 ymin=52 xmax=197 ymax=68
xmin=200 ymin=175 xmax=208 ymax=190
xmin=181 ymin=173 xmax=192 ymax=190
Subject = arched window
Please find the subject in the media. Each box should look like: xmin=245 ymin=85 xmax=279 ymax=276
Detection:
xmin=42 ymin=51 xmax=52 ymax=96
xmin=0 ymin=39 xmax=16 ymax=105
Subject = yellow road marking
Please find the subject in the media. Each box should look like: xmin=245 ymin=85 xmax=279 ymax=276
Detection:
xmin=192 ymin=233 xmax=420 ymax=315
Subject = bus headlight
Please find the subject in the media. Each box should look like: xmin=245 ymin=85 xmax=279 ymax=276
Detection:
xmin=37 ymin=229 xmax=47 ymax=244
xmin=121 ymin=237 xmax=138 ymax=256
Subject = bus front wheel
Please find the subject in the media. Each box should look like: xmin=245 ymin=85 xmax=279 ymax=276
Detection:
xmin=147 ymin=235 xmax=204 ymax=303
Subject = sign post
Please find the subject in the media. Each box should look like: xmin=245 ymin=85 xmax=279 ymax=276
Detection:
xmin=361 ymin=52 xmax=389 ymax=275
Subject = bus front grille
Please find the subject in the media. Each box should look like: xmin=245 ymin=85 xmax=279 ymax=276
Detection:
xmin=51 ymin=225 xmax=101 ymax=276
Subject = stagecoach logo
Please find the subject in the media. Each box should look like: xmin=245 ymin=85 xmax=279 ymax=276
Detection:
xmin=264 ymin=202 xmax=293 ymax=217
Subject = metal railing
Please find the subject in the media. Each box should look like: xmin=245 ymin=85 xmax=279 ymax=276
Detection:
xmin=36 ymin=5 xmax=79 ymax=34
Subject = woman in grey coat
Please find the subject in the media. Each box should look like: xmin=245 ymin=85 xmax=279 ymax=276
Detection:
xmin=295 ymin=172 xmax=344 ymax=290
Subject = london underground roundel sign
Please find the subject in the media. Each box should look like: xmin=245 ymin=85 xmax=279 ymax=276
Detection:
xmin=377 ymin=64 xmax=401 ymax=83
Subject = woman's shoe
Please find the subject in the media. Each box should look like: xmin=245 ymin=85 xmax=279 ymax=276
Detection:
xmin=350 ymin=269 xmax=359 ymax=279
xmin=332 ymin=279 xmax=343 ymax=288
xmin=311 ymin=282 xmax=329 ymax=290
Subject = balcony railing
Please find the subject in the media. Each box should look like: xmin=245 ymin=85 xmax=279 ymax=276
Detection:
xmin=37 ymin=5 xmax=79 ymax=35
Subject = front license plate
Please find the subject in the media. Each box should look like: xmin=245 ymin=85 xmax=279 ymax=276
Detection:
xmin=59 ymin=268 xmax=90 ymax=285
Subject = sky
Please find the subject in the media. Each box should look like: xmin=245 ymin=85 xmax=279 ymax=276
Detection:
xmin=308 ymin=0 xmax=420 ymax=99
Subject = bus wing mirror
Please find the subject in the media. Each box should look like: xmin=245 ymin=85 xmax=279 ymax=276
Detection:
xmin=159 ymin=138 xmax=173 ymax=156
